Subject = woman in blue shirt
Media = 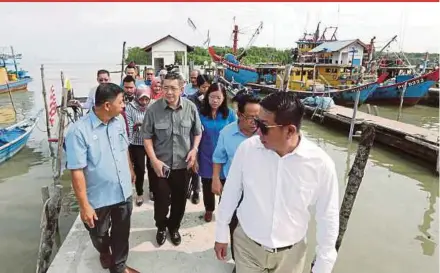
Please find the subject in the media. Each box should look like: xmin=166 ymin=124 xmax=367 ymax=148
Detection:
xmin=198 ymin=83 xmax=237 ymax=222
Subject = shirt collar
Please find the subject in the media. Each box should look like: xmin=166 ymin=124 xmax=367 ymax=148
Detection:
xmin=89 ymin=108 xmax=118 ymax=129
xmin=232 ymin=121 xmax=256 ymax=138
xmin=161 ymin=97 xmax=183 ymax=110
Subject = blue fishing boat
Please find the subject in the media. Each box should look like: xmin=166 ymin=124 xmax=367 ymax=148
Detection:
xmin=366 ymin=69 xmax=439 ymax=106
xmin=208 ymin=47 xmax=259 ymax=86
xmin=0 ymin=109 xmax=42 ymax=164
xmin=0 ymin=49 xmax=32 ymax=94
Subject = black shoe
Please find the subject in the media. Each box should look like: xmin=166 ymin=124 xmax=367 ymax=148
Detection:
xmin=169 ymin=229 xmax=181 ymax=246
xmin=191 ymin=192 xmax=200 ymax=205
xmin=156 ymin=229 xmax=167 ymax=246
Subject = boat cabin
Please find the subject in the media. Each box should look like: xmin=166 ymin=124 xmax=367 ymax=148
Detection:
xmin=254 ymin=63 xmax=284 ymax=84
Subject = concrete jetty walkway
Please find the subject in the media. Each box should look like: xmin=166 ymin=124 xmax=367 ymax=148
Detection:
xmin=47 ymin=194 xmax=235 ymax=273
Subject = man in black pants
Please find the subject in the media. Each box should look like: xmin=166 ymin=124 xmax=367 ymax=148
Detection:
xmin=65 ymin=83 xmax=139 ymax=273
xmin=143 ymin=72 xmax=202 ymax=246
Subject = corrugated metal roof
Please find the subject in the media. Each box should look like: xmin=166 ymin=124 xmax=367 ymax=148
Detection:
xmin=309 ymin=40 xmax=357 ymax=53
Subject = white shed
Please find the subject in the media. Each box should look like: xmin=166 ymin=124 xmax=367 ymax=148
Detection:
xmin=309 ymin=39 xmax=367 ymax=66
xmin=142 ymin=35 xmax=194 ymax=79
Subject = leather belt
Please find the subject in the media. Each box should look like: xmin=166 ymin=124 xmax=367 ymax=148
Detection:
xmin=254 ymin=241 xmax=294 ymax=253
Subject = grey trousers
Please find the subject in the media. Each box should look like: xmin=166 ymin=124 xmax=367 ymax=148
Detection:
xmin=233 ymin=225 xmax=307 ymax=273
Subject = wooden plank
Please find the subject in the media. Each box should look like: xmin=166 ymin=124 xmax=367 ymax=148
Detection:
xmin=323 ymin=105 xmax=439 ymax=145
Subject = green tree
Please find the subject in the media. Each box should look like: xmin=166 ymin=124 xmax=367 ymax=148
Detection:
xmin=125 ymin=47 xmax=152 ymax=65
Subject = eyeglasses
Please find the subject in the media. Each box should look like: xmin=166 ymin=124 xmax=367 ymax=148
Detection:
xmin=208 ymin=95 xmax=223 ymax=101
xmin=147 ymin=73 xmax=153 ymax=76
xmin=162 ymin=86 xmax=180 ymax=93
xmin=254 ymin=118 xmax=283 ymax=135
xmin=240 ymin=112 xmax=257 ymax=121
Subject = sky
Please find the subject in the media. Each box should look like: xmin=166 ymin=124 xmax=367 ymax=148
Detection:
xmin=0 ymin=2 xmax=439 ymax=65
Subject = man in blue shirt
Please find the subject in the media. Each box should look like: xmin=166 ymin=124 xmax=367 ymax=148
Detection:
xmin=183 ymin=69 xmax=199 ymax=97
xmin=211 ymin=91 xmax=261 ymax=267
xmin=65 ymin=83 xmax=139 ymax=273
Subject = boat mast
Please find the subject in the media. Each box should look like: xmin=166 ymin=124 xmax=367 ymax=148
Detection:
xmin=10 ymin=46 xmax=18 ymax=77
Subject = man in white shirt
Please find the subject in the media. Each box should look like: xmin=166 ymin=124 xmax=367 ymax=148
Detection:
xmin=81 ymin=69 xmax=111 ymax=109
xmin=214 ymin=92 xmax=340 ymax=273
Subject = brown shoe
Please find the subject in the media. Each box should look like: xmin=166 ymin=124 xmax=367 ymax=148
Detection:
xmin=99 ymin=252 xmax=112 ymax=269
xmin=204 ymin=211 xmax=213 ymax=222
xmin=124 ymin=265 xmax=141 ymax=273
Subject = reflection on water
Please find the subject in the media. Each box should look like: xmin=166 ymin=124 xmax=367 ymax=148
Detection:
xmin=0 ymin=63 xmax=438 ymax=273
xmin=302 ymin=120 xmax=438 ymax=263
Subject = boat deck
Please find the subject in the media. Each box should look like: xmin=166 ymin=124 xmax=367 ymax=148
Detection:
xmin=47 ymin=196 xmax=235 ymax=273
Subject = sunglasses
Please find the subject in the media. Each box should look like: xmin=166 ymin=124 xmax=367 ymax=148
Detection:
xmin=254 ymin=118 xmax=283 ymax=135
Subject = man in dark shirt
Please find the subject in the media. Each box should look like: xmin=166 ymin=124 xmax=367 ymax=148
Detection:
xmin=142 ymin=72 xmax=202 ymax=246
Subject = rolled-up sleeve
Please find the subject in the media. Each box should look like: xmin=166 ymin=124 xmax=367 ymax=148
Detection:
xmin=191 ymin=106 xmax=202 ymax=136
xmin=142 ymin=108 xmax=154 ymax=140
xmin=65 ymin=127 xmax=87 ymax=170
xmin=313 ymin=161 xmax=340 ymax=273
xmin=212 ymin=132 xmax=227 ymax=164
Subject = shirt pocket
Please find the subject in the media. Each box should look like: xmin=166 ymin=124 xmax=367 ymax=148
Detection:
xmin=180 ymin=119 xmax=192 ymax=136
xmin=87 ymin=141 xmax=102 ymax=167
xmin=154 ymin=122 xmax=171 ymax=140
xmin=119 ymin=131 xmax=129 ymax=151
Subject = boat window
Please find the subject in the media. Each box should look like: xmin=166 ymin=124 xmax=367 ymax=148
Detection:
xmin=295 ymin=71 xmax=300 ymax=76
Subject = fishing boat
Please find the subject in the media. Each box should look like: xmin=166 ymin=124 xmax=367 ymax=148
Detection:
xmin=0 ymin=47 xmax=32 ymax=94
xmin=208 ymin=47 xmax=259 ymax=86
xmin=0 ymin=109 xmax=42 ymax=164
xmin=366 ymin=68 xmax=439 ymax=106
xmin=288 ymin=73 xmax=386 ymax=106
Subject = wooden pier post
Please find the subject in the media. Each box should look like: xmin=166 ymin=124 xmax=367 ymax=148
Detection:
xmin=348 ymin=91 xmax=361 ymax=143
xmin=36 ymin=184 xmax=64 ymax=273
xmin=336 ymin=125 xmax=375 ymax=250
xmin=310 ymin=125 xmax=376 ymax=271
xmin=365 ymin=104 xmax=372 ymax=114
xmin=120 ymin=41 xmax=126 ymax=82
xmin=54 ymin=72 xmax=68 ymax=183
xmin=397 ymin=82 xmax=408 ymax=121
xmin=40 ymin=65 xmax=52 ymax=140
xmin=373 ymin=105 xmax=380 ymax=116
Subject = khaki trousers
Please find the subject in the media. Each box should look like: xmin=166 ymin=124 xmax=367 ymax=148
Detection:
xmin=233 ymin=225 xmax=307 ymax=273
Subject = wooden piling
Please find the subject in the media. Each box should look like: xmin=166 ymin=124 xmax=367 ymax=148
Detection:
xmin=365 ymin=104 xmax=372 ymax=114
xmin=373 ymin=105 xmax=380 ymax=116
xmin=36 ymin=184 xmax=64 ymax=273
xmin=40 ymin=65 xmax=52 ymax=140
xmin=336 ymin=125 xmax=375 ymax=250
xmin=120 ymin=41 xmax=126 ymax=82
xmin=310 ymin=125 xmax=376 ymax=271
xmin=54 ymin=72 xmax=68 ymax=183
xmin=348 ymin=91 xmax=361 ymax=143
xmin=397 ymin=82 xmax=407 ymax=121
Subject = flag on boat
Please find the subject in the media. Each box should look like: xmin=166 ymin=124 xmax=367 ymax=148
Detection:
xmin=49 ymin=85 xmax=57 ymax=127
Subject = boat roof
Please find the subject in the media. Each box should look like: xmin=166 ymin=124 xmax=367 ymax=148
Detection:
xmin=309 ymin=39 xmax=367 ymax=53
xmin=292 ymin=62 xmax=353 ymax=68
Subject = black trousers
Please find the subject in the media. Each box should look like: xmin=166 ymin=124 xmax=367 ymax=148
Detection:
xmin=191 ymin=172 xmax=201 ymax=193
xmin=154 ymin=169 xmax=190 ymax=231
xmin=84 ymin=197 xmax=133 ymax=273
xmin=129 ymin=144 xmax=158 ymax=196
xmin=201 ymin=178 xmax=225 ymax=212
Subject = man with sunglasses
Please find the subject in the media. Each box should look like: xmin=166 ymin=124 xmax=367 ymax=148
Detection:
xmin=76 ymin=69 xmax=111 ymax=110
xmin=215 ymin=92 xmax=339 ymax=273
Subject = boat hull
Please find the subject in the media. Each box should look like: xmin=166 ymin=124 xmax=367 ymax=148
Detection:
xmin=0 ymin=78 xmax=32 ymax=94
xmin=366 ymin=69 xmax=439 ymax=106
xmin=289 ymin=82 xmax=378 ymax=107
xmin=0 ymin=109 xmax=41 ymax=164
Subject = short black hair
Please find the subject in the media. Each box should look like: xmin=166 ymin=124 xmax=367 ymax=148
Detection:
xmin=259 ymin=92 xmax=304 ymax=130
xmin=200 ymin=83 xmax=229 ymax=119
xmin=123 ymin=75 xmax=135 ymax=84
xmin=163 ymin=72 xmax=184 ymax=86
xmin=97 ymin=69 xmax=110 ymax=77
xmin=232 ymin=90 xmax=261 ymax=113
xmin=196 ymin=74 xmax=212 ymax=87
xmin=95 ymin=83 xmax=124 ymax=107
